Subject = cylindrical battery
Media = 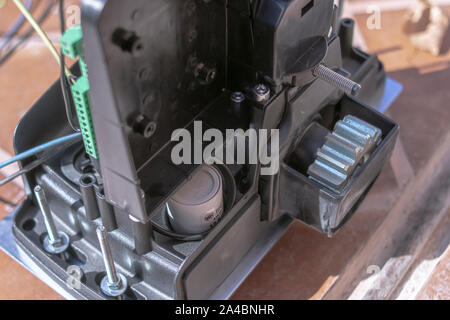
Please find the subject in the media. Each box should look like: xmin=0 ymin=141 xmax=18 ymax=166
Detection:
xmin=167 ymin=165 xmax=223 ymax=235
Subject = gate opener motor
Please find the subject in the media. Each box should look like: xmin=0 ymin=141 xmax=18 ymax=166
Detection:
xmin=11 ymin=0 xmax=398 ymax=299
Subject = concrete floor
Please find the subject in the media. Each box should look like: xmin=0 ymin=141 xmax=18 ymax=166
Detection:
xmin=0 ymin=0 xmax=448 ymax=300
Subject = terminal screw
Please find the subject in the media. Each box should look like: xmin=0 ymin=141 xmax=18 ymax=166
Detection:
xmin=34 ymin=185 xmax=69 ymax=254
xmin=313 ymin=64 xmax=361 ymax=96
xmin=96 ymin=226 xmax=128 ymax=297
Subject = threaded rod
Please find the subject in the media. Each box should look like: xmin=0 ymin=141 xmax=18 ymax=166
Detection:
xmin=313 ymin=64 xmax=361 ymax=96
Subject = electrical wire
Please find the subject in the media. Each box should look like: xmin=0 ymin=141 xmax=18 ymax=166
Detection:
xmin=0 ymin=0 xmax=32 ymax=51
xmin=0 ymin=157 xmax=45 ymax=187
xmin=0 ymin=0 xmax=53 ymax=66
xmin=59 ymin=0 xmax=80 ymax=132
xmin=11 ymin=0 xmax=75 ymax=82
xmin=1 ymin=0 xmax=80 ymax=131
xmin=0 ymin=133 xmax=82 ymax=170
xmin=0 ymin=2 xmax=83 ymax=203
xmin=0 ymin=195 xmax=17 ymax=207
xmin=0 ymin=135 xmax=80 ymax=188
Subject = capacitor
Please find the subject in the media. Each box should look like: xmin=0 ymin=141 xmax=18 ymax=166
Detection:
xmin=167 ymin=165 xmax=223 ymax=235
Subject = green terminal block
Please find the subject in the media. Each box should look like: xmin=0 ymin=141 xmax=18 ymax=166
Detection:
xmin=79 ymin=58 xmax=88 ymax=77
xmin=61 ymin=25 xmax=97 ymax=158
xmin=71 ymin=76 xmax=98 ymax=159
xmin=60 ymin=25 xmax=83 ymax=59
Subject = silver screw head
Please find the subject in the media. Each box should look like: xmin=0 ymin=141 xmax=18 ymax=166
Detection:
xmin=43 ymin=231 xmax=70 ymax=254
xmin=252 ymin=84 xmax=270 ymax=102
xmin=230 ymin=91 xmax=245 ymax=103
xmin=255 ymin=84 xmax=269 ymax=95
xmin=100 ymin=273 xmax=128 ymax=297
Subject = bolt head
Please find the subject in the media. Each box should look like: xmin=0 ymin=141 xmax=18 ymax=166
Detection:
xmin=43 ymin=232 xmax=70 ymax=254
xmin=255 ymin=84 xmax=268 ymax=95
xmin=100 ymin=273 xmax=128 ymax=297
xmin=196 ymin=64 xmax=217 ymax=85
xmin=230 ymin=92 xmax=245 ymax=103
xmin=252 ymin=84 xmax=270 ymax=102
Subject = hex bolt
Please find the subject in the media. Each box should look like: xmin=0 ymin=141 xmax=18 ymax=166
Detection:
xmin=252 ymin=84 xmax=270 ymax=103
xmin=313 ymin=64 xmax=361 ymax=96
xmin=96 ymin=226 xmax=127 ymax=297
xmin=34 ymin=185 xmax=69 ymax=254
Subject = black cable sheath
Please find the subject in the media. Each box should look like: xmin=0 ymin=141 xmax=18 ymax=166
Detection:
xmin=59 ymin=0 xmax=80 ymax=132
xmin=0 ymin=0 xmax=53 ymax=66
xmin=0 ymin=196 xmax=17 ymax=207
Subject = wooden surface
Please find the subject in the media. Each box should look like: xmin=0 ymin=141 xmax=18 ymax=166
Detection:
xmin=0 ymin=1 xmax=448 ymax=300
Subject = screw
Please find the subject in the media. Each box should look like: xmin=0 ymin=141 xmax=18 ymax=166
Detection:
xmin=96 ymin=226 xmax=127 ymax=297
xmin=196 ymin=63 xmax=216 ymax=85
xmin=34 ymin=185 xmax=69 ymax=254
xmin=230 ymin=91 xmax=245 ymax=113
xmin=313 ymin=64 xmax=361 ymax=96
xmin=252 ymin=84 xmax=270 ymax=103
xmin=230 ymin=92 xmax=245 ymax=103
xmin=130 ymin=113 xmax=156 ymax=138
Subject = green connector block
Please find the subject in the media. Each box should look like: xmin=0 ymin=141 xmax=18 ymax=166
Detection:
xmin=79 ymin=58 xmax=88 ymax=78
xmin=71 ymin=76 xmax=98 ymax=159
xmin=60 ymin=25 xmax=83 ymax=59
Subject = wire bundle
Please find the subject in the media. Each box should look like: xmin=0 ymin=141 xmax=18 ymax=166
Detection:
xmin=0 ymin=0 xmax=82 ymax=204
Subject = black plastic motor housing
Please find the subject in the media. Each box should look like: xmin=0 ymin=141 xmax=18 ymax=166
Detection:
xmin=9 ymin=0 xmax=399 ymax=300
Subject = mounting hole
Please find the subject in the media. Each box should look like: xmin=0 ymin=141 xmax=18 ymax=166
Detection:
xmin=80 ymin=174 xmax=96 ymax=186
xmin=22 ymin=219 xmax=36 ymax=231
xmin=342 ymin=18 xmax=354 ymax=27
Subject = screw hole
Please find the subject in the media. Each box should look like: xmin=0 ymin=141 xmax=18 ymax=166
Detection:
xmin=342 ymin=18 xmax=354 ymax=27
xmin=80 ymin=174 xmax=95 ymax=186
xmin=22 ymin=219 xmax=36 ymax=231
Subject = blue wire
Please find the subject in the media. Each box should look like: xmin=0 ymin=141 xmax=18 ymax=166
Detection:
xmin=0 ymin=0 xmax=33 ymax=52
xmin=0 ymin=133 xmax=82 ymax=169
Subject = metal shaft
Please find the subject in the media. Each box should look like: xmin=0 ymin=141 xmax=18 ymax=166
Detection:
xmin=96 ymin=226 xmax=120 ymax=286
xmin=313 ymin=64 xmax=361 ymax=96
xmin=34 ymin=185 xmax=60 ymax=245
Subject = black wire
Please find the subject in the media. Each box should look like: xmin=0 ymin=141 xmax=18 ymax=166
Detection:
xmin=0 ymin=0 xmax=53 ymax=66
xmin=0 ymin=156 xmax=47 ymax=188
xmin=0 ymin=0 xmax=36 ymax=53
xmin=0 ymin=196 xmax=17 ymax=207
xmin=59 ymin=0 xmax=80 ymax=132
